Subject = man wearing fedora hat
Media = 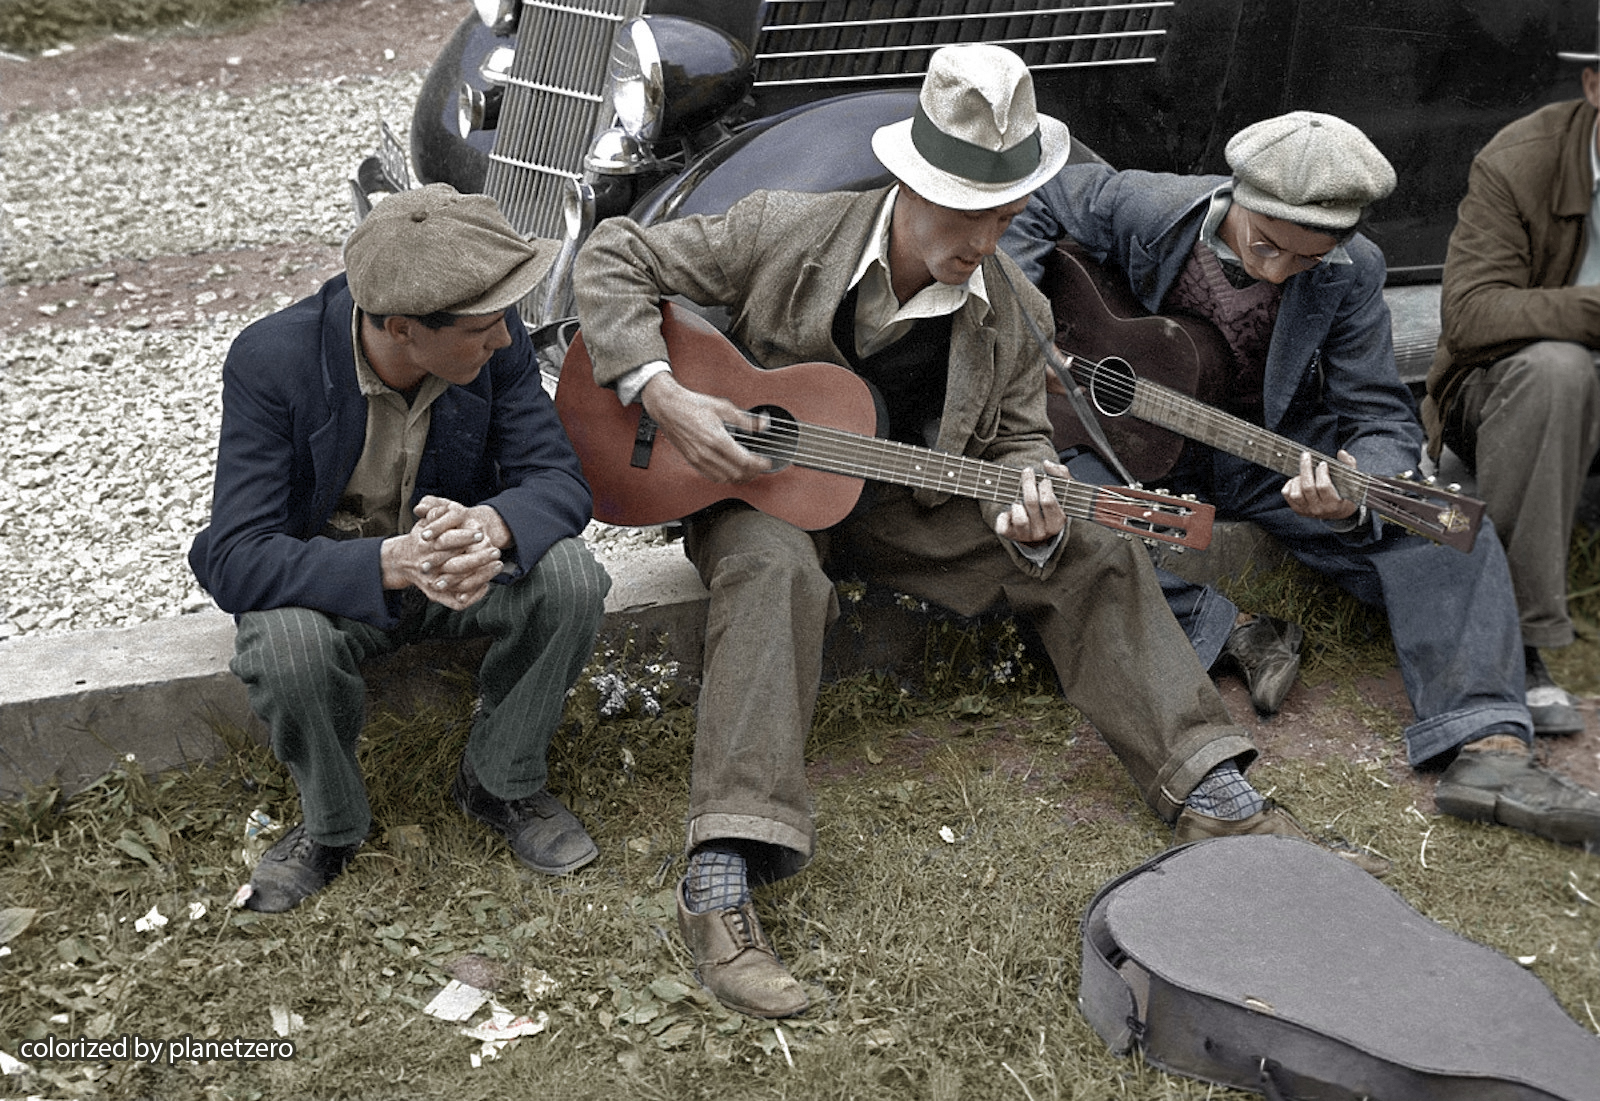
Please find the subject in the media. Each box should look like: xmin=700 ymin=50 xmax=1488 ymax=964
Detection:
xmin=1003 ymin=111 xmax=1600 ymax=850
xmin=190 ymin=183 xmax=611 ymax=913
xmin=574 ymin=45 xmax=1380 ymax=1019
xmin=1423 ymin=18 xmax=1600 ymax=745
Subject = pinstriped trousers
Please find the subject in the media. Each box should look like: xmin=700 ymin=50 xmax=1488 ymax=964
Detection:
xmin=230 ymin=537 xmax=610 ymax=847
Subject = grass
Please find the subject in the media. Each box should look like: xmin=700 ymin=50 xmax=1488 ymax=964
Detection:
xmin=3 ymin=542 xmax=1600 ymax=1101
xmin=0 ymin=0 xmax=288 ymax=54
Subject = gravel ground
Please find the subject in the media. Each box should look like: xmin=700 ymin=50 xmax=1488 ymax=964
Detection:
xmin=0 ymin=71 xmax=425 ymax=638
xmin=0 ymin=48 xmax=663 ymax=639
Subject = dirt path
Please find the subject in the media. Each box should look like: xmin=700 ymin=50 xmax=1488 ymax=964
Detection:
xmin=0 ymin=0 xmax=462 ymax=335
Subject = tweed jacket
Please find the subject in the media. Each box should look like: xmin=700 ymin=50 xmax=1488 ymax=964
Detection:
xmin=1003 ymin=166 xmax=1423 ymax=482
xmin=188 ymin=274 xmax=593 ymax=629
xmin=572 ymin=186 xmax=1060 ymax=529
xmin=1422 ymin=98 xmax=1600 ymax=455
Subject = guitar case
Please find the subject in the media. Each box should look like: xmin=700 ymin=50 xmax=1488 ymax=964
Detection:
xmin=1080 ymin=836 xmax=1600 ymax=1100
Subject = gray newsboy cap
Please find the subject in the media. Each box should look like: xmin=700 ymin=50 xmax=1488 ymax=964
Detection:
xmin=1226 ymin=111 xmax=1395 ymax=232
xmin=343 ymin=183 xmax=559 ymax=316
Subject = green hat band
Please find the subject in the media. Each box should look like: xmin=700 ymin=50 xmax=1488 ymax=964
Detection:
xmin=910 ymin=104 xmax=1041 ymax=185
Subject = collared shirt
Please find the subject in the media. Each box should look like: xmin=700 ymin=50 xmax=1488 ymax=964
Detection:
xmin=1201 ymin=187 xmax=1353 ymax=273
xmin=1574 ymin=127 xmax=1600 ymax=286
xmin=321 ymin=310 xmax=448 ymax=540
xmin=847 ymin=185 xmax=992 ymax=356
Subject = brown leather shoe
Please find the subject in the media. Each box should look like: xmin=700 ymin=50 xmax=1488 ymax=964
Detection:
xmin=676 ymin=880 xmax=808 ymax=1018
xmin=1174 ymin=801 xmax=1392 ymax=878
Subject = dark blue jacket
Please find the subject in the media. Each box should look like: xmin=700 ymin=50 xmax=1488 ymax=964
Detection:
xmin=188 ymin=275 xmax=592 ymax=629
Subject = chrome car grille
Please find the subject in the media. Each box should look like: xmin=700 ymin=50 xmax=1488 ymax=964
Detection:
xmin=754 ymin=0 xmax=1172 ymax=86
xmin=485 ymin=0 xmax=648 ymax=241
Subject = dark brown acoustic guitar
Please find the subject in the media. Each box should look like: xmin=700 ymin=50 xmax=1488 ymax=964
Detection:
xmin=1044 ymin=241 xmax=1484 ymax=553
xmin=555 ymin=301 xmax=1215 ymax=550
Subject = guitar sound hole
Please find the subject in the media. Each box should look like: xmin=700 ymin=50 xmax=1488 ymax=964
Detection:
xmin=1087 ymin=356 xmax=1136 ymax=417
xmin=747 ymin=404 xmax=799 ymax=472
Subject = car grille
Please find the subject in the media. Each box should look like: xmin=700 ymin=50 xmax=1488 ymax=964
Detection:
xmin=485 ymin=0 xmax=648 ymax=241
xmin=754 ymin=0 xmax=1172 ymax=86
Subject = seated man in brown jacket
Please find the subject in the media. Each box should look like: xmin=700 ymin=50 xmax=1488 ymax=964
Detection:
xmin=1424 ymin=30 xmax=1600 ymax=737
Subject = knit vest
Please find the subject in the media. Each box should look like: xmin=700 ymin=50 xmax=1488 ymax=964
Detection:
xmin=1162 ymin=240 xmax=1282 ymax=426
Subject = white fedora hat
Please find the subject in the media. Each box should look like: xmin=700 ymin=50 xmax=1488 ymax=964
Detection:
xmin=872 ymin=43 xmax=1071 ymax=210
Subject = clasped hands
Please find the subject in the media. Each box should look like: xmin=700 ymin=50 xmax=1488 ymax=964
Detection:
xmin=381 ymin=495 xmax=512 ymax=609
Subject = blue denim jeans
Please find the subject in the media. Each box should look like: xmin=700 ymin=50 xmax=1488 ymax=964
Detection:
xmin=1064 ymin=447 xmax=1532 ymax=766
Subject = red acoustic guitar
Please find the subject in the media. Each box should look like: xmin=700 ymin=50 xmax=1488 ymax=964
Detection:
xmin=555 ymin=302 xmax=1215 ymax=550
xmin=1045 ymin=241 xmax=1485 ymax=553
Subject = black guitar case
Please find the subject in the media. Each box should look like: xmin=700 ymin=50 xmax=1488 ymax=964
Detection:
xmin=1080 ymin=836 xmax=1600 ymax=1100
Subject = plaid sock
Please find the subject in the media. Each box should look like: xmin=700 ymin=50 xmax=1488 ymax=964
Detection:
xmin=1185 ymin=761 xmax=1266 ymax=821
xmin=683 ymin=843 xmax=751 ymax=914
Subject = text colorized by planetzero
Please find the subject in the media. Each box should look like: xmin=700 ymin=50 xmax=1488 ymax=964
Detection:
xmin=15 ymin=1034 xmax=296 ymax=1065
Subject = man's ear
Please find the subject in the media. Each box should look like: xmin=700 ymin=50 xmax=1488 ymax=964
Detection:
xmin=381 ymin=314 xmax=415 ymax=343
xmin=1584 ymin=67 xmax=1600 ymax=111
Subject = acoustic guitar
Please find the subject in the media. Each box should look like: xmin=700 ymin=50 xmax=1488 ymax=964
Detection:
xmin=1044 ymin=241 xmax=1484 ymax=553
xmin=555 ymin=302 xmax=1215 ymax=550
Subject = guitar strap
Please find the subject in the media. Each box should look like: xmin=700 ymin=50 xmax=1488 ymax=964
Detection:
xmin=995 ymin=261 xmax=1138 ymax=486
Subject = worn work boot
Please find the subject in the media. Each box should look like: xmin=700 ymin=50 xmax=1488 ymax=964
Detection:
xmin=245 ymin=823 xmax=362 ymax=913
xmin=1174 ymin=800 xmax=1392 ymax=878
xmin=1435 ymin=748 xmax=1600 ymax=848
xmin=676 ymin=880 xmax=808 ymax=1018
xmin=1525 ymin=647 xmax=1585 ymax=737
xmin=1220 ymin=615 xmax=1304 ymax=716
xmin=453 ymin=757 xmax=598 ymax=875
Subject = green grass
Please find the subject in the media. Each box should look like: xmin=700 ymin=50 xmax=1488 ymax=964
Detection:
xmin=0 ymin=0 xmax=288 ymax=54
xmin=3 ymin=560 xmax=1599 ymax=1101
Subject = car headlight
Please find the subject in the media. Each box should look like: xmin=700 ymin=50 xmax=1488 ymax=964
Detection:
xmin=472 ymin=0 xmax=518 ymax=35
xmin=609 ymin=18 xmax=666 ymax=142
xmin=606 ymin=16 xmax=753 ymax=145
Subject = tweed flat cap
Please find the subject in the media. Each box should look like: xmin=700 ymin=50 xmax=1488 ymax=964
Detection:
xmin=1226 ymin=111 xmax=1395 ymax=232
xmin=343 ymin=183 xmax=559 ymax=316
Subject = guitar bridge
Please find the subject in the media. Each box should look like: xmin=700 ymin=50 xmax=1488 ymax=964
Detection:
xmin=631 ymin=413 xmax=659 ymax=469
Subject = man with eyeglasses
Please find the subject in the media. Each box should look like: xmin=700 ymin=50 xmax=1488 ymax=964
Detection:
xmin=1002 ymin=111 xmax=1600 ymax=851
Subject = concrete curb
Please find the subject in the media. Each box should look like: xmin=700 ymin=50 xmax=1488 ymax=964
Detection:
xmin=0 ymin=525 xmax=1289 ymax=800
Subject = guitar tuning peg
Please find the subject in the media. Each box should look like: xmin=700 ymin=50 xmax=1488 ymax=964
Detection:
xmin=1400 ymin=469 xmax=1416 ymax=481
xmin=1448 ymin=483 xmax=1462 ymax=493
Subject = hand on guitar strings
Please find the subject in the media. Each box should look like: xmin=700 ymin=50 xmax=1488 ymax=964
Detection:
xmin=993 ymin=460 xmax=1070 ymax=546
xmin=1281 ymin=449 xmax=1359 ymax=522
xmin=379 ymin=494 xmax=512 ymax=609
xmin=642 ymin=372 xmax=773 ymax=484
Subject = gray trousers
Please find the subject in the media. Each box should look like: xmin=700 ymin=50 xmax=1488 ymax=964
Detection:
xmin=681 ymin=489 xmax=1255 ymax=881
xmin=1446 ymin=341 xmax=1600 ymax=650
xmin=231 ymin=537 xmax=610 ymax=847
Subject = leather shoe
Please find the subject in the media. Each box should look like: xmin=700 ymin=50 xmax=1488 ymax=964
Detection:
xmin=1435 ymin=749 xmax=1600 ymax=847
xmin=1220 ymin=615 xmax=1303 ymax=716
xmin=1525 ymin=648 xmax=1584 ymax=736
xmin=245 ymin=823 xmax=362 ymax=912
xmin=453 ymin=757 xmax=598 ymax=875
xmin=1174 ymin=800 xmax=1392 ymax=878
xmin=676 ymin=880 xmax=808 ymax=1018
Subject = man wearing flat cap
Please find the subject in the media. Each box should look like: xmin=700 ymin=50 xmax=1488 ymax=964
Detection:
xmin=1004 ymin=112 xmax=1600 ymax=849
xmin=190 ymin=183 xmax=611 ymax=913
xmin=1424 ymin=18 xmax=1600 ymax=747
xmin=574 ymin=46 xmax=1378 ymax=1020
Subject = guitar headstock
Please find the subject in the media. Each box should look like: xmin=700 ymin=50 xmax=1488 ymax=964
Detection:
xmin=1366 ymin=474 xmax=1484 ymax=553
xmin=1087 ymin=486 xmax=1215 ymax=550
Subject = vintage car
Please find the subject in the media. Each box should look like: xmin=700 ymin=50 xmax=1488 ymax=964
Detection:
xmin=353 ymin=0 xmax=1592 ymax=385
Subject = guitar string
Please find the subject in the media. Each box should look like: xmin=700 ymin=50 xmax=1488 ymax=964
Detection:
xmin=1050 ymin=349 xmax=1478 ymax=539
xmin=724 ymin=419 xmax=1204 ymax=528
xmin=1054 ymin=349 xmax=1383 ymax=506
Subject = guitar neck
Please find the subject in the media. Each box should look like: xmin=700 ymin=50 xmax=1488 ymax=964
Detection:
xmin=731 ymin=419 xmax=1213 ymax=549
xmin=1062 ymin=355 xmax=1483 ymax=552
xmin=1119 ymin=372 xmax=1373 ymax=504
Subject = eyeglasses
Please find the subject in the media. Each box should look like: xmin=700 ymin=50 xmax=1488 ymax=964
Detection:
xmin=1240 ymin=208 xmax=1331 ymax=273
